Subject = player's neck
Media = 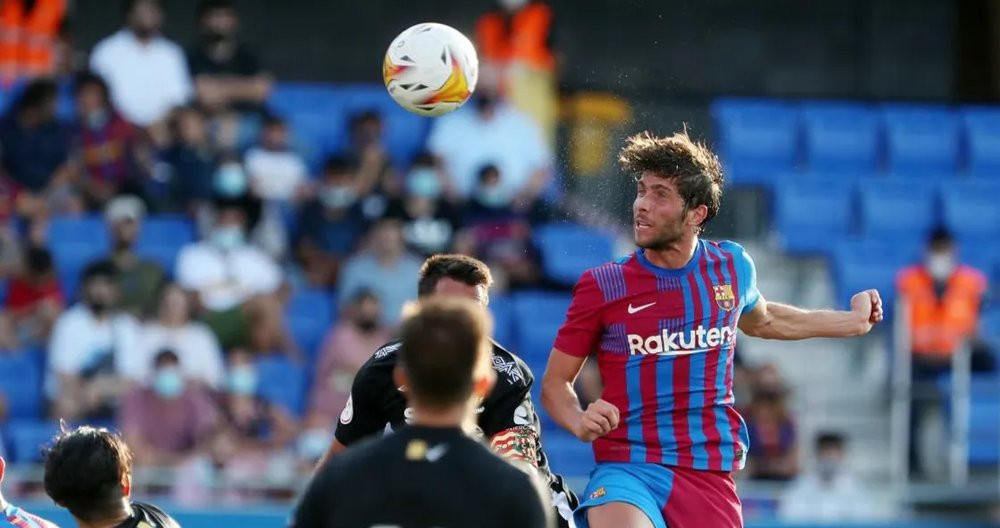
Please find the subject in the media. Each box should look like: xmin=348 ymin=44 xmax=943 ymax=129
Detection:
xmin=643 ymin=235 xmax=699 ymax=269
xmin=410 ymin=403 xmax=474 ymax=431
xmin=76 ymin=502 xmax=131 ymax=528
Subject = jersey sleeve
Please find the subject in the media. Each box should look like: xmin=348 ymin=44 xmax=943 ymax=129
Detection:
xmin=723 ymin=241 xmax=761 ymax=315
xmin=333 ymin=361 xmax=389 ymax=445
xmin=480 ymin=379 xmax=542 ymax=468
xmin=552 ymin=271 xmax=604 ymax=357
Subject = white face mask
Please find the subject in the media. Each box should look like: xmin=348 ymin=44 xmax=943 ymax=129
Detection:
xmin=927 ymin=252 xmax=955 ymax=281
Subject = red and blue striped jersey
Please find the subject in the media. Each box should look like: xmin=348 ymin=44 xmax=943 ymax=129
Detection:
xmin=553 ymin=239 xmax=760 ymax=472
xmin=2 ymin=503 xmax=60 ymax=528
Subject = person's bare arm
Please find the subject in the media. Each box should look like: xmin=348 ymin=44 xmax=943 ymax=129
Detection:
xmin=738 ymin=289 xmax=883 ymax=340
xmin=541 ymin=349 xmax=619 ymax=442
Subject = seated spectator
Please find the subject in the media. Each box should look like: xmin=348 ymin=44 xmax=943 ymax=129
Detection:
xmin=427 ymin=83 xmax=552 ymax=210
xmin=47 ymin=261 xmax=141 ymax=420
xmin=0 ymin=78 xmax=75 ymax=217
xmin=162 ymin=105 xmax=219 ymax=209
xmin=216 ymin=348 xmax=297 ymax=453
xmin=294 ymin=157 xmax=370 ymax=288
xmin=463 ymin=163 xmax=523 ymax=224
xmin=779 ymin=432 xmax=877 ymax=521
xmin=386 ymin=153 xmax=460 ymax=256
xmin=305 ymin=289 xmax=391 ymax=431
xmin=90 ymin=195 xmax=166 ymax=317
xmin=244 ymin=115 xmax=308 ymax=203
xmin=186 ymin=0 xmax=271 ymax=114
xmin=337 ymin=218 xmax=422 ymax=326
xmin=176 ymin=197 xmax=290 ymax=355
xmin=347 ymin=110 xmax=394 ymax=197
xmin=134 ymin=283 xmax=225 ymax=389
xmin=89 ymin=0 xmax=192 ymax=127
xmin=0 ymin=246 xmax=63 ymax=350
xmin=120 ymin=349 xmax=220 ymax=466
xmin=897 ymin=228 xmax=994 ymax=476
xmin=71 ymin=71 xmax=149 ymax=210
xmin=744 ymin=371 xmax=798 ymax=481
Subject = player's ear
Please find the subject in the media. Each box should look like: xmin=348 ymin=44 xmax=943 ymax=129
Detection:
xmin=393 ymin=365 xmax=408 ymax=393
xmin=121 ymin=472 xmax=132 ymax=498
xmin=686 ymin=204 xmax=708 ymax=228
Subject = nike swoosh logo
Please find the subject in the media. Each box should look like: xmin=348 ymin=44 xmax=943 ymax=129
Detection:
xmin=628 ymin=302 xmax=656 ymax=314
xmin=426 ymin=444 xmax=449 ymax=462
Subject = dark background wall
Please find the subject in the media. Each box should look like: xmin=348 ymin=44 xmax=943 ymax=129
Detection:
xmin=71 ymin=0 xmax=960 ymax=103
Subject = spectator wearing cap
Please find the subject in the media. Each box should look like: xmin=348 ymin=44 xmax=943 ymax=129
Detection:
xmin=91 ymin=195 xmax=166 ymax=317
xmin=0 ymin=246 xmax=63 ymax=349
xmin=337 ymin=218 xmax=421 ymax=326
xmin=47 ymin=261 xmax=141 ymax=420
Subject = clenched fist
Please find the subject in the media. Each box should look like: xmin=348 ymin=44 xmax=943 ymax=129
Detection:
xmin=850 ymin=289 xmax=883 ymax=335
xmin=575 ymin=399 xmax=620 ymax=442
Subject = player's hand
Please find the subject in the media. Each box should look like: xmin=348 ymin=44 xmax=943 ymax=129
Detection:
xmin=850 ymin=289 xmax=883 ymax=334
xmin=576 ymin=399 xmax=620 ymax=442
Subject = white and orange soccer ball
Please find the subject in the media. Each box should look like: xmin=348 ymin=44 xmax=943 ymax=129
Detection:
xmin=383 ymin=23 xmax=479 ymax=117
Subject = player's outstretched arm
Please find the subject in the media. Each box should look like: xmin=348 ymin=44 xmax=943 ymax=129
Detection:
xmin=738 ymin=289 xmax=884 ymax=340
xmin=542 ymin=349 xmax=620 ymax=442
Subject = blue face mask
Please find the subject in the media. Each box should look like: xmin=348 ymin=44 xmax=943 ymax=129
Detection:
xmin=85 ymin=110 xmax=109 ymax=130
xmin=319 ymin=185 xmax=358 ymax=210
xmin=227 ymin=364 xmax=258 ymax=396
xmin=406 ymin=168 xmax=442 ymax=199
xmin=477 ymin=185 xmax=509 ymax=208
xmin=215 ymin=163 xmax=248 ymax=197
xmin=153 ymin=367 xmax=185 ymax=399
xmin=212 ymin=226 xmax=245 ymax=252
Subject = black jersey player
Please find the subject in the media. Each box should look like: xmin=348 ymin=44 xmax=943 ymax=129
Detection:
xmin=320 ymin=254 xmax=578 ymax=526
xmin=292 ymin=297 xmax=553 ymax=528
xmin=43 ymin=426 xmax=180 ymax=528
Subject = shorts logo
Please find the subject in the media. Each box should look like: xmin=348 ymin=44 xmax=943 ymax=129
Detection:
xmin=589 ymin=487 xmax=606 ymax=500
xmin=714 ymin=284 xmax=736 ymax=311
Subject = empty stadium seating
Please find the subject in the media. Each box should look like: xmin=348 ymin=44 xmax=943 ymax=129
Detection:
xmin=711 ymin=98 xmax=799 ymax=186
xmin=4 ymin=420 xmax=60 ymax=463
xmin=774 ymin=178 xmax=854 ymax=256
xmin=255 ymin=356 xmax=307 ymax=417
xmin=284 ymin=289 xmax=336 ymax=365
xmin=47 ymin=215 xmax=111 ymax=299
xmin=961 ymin=107 xmax=1000 ymax=177
xmin=534 ymin=223 xmax=615 ymax=286
xmin=857 ymin=179 xmax=938 ymax=240
xmin=136 ymin=215 xmax=197 ymax=275
xmin=882 ymin=104 xmax=960 ymax=175
xmin=0 ymin=352 xmax=44 ymax=420
xmin=800 ymin=102 xmax=879 ymax=172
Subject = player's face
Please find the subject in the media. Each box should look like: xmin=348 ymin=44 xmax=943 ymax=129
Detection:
xmin=633 ymin=172 xmax=688 ymax=249
xmin=433 ymin=277 xmax=488 ymax=306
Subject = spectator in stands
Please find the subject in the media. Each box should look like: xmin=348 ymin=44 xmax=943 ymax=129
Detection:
xmin=186 ymin=0 xmax=271 ymax=114
xmin=0 ymin=246 xmax=63 ymax=350
xmin=295 ymin=157 xmax=370 ymax=288
xmin=90 ymin=195 xmax=166 ymax=317
xmin=120 ymin=349 xmax=220 ymax=466
xmin=244 ymin=115 xmax=308 ymax=203
xmin=162 ymin=105 xmax=219 ymax=209
xmin=744 ymin=373 xmax=798 ymax=481
xmin=0 ymin=78 xmax=75 ymax=217
xmin=427 ymin=83 xmax=552 ymax=211
xmin=0 ymin=0 xmax=67 ymax=85
xmin=897 ymin=228 xmax=994 ymax=476
xmin=387 ymin=153 xmax=460 ymax=256
xmin=305 ymin=289 xmax=390 ymax=432
xmin=176 ymin=197 xmax=290 ymax=356
xmin=71 ymin=71 xmax=150 ymax=210
xmin=134 ymin=283 xmax=225 ymax=389
xmin=347 ymin=110 xmax=394 ymax=198
xmin=337 ymin=218 xmax=422 ymax=326
xmin=779 ymin=432 xmax=876 ymax=521
xmin=215 ymin=348 xmax=297 ymax=459
xmin=48 ymin=261 xmax=141 ymax=421
xmin=89 ymin=0 xmax=192 ymax=127
xmin=463 ymin=163 xmax=521 ymax=224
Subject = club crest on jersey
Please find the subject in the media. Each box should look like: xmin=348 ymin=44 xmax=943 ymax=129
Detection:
xmin=714 ymin=284 xmax=736 ymax=311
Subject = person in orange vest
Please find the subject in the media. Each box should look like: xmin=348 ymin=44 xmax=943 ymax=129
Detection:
xmin=0 ymin=0 xmax=67 ymax=86
xmin=896 ymin=227 xmax=994 ymax=476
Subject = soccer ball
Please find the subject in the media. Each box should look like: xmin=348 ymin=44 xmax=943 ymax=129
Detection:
xmin=383 ymin=23 xmax=479 ymax=117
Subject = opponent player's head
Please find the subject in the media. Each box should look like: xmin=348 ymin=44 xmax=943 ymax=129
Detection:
xmin=417 ymin=254 xmax=493 ymax=307
xmin=395 ymin=297 xmax=496 ymax=423
xmin=44 ymin=426 xmax=133 ymax=525
xmin=619 ymin=130 xmax=724 ymax=250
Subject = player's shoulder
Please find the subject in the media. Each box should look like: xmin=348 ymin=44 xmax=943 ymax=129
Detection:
xmin=489 ymin=339 xmax=533 ymax=388
xmin=708 ymin=239 xmax=755 ymax=268
xmin=129 ymin=501 xmax=180 ymax=528
xmin=352 ymin=339 xmax=401 ymax=386
xmin=574 ymin=253 xmax=636 ymax=289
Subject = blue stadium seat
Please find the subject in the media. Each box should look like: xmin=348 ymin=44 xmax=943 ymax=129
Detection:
xmin=489 ymin=295 xmax=515 ymax=349
xmin=47 ymin=216 xmax=110 ymax=298
xmin=534 ymin=223 xmax=615 ymax=286
xmin=969 ymin=398 xmax=1000 ymax=466
xmin=961 ymin=107 xmax=1000 ymax=177
xmin=511 ymin=291 xmax=571 ymax=360
xmin=285 ymin=109 xmax=349 ymax=171
xmin=269 ymin=82 xmax=344 ymax=115
xmin=982 ymin=307 xmax=1000 ymax=349
xmin=542 ymin=429 xmax=595 ymax=479
xmin=858 ymin=179 xmax=938 ymax=239
xmin=957 ymin=235 xmax=1000 ymax=286
xmin=800 ymin=102 xmax=879 ymax=172
xmin=882 ymin=105 xmax=960 ymax=175
xmin=941 ymin=180 xmax=1000 ymax=239
xmin=255 ymin=356 xmax=307 ymax=416
xmin=0 ymin=352 xmax=43 ymax=420
xmin=774 ymin=179 xmax=854 ymax=256
xmin=711 ymin=98 xmax=799 ymax=187
xmin=284 ymin=289 xmax=336 ymax=364
xmin=831 ymin=238 xmax=922 ymax=310
xmin=136 ymin=215 xmax=197 ymax=275
xmin=6 ymin=420 xmax=60 ymax=463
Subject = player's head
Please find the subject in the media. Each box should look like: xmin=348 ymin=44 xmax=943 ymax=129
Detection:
xmin=619 ymin=130 xmax=724 ymax=249
xmin=44 ymin=426 xmax=133 ymax=524
xmin=395 ymin=297 xmax=496 ymax=416
xmin=417 ymin=254 xmax=493 ymax=307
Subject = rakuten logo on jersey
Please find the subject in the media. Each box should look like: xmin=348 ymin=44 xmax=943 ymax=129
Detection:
xmin=627 ymin=326 xmax=735 ymax=355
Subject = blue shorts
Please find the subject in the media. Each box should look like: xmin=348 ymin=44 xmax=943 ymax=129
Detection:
xmin=574 ymin=463 xmax=742 ymax=528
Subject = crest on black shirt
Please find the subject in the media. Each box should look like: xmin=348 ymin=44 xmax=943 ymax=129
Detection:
xmin=492 ymin=356 xmax=522 ymax=383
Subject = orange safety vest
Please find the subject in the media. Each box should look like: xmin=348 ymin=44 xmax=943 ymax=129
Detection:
xmin=475 ymin=2 xmax=555 ymax=72
xmin=0 ymin=0 xmax=65 ymax=85
xmin=897 ymin=264 xmax=987 ymax=357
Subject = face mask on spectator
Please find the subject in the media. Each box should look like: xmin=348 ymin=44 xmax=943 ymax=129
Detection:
xmin=407 ymin=168 xmax=442 ymax=199
xmin=477 ymin=185 xmax=509 ymax=208
xmin=153 ymin=367 xmax=185 ymax=399
xmin=817 ymin=456 xmax=842 ymax=482
xmin=85 ymin=110 xmax=109 ymax=130
xmin=215 ymin=163 xmax=248 ymax=197
xmin=319 ymin=185 xmax=358 ymax=210
xmin=227 ymin=364 xmax=258 ymax=396
xmin=211 ymin=226 xmax=245 ymax=252
xmin=927 ymin=251 xmax=955 ymax=281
